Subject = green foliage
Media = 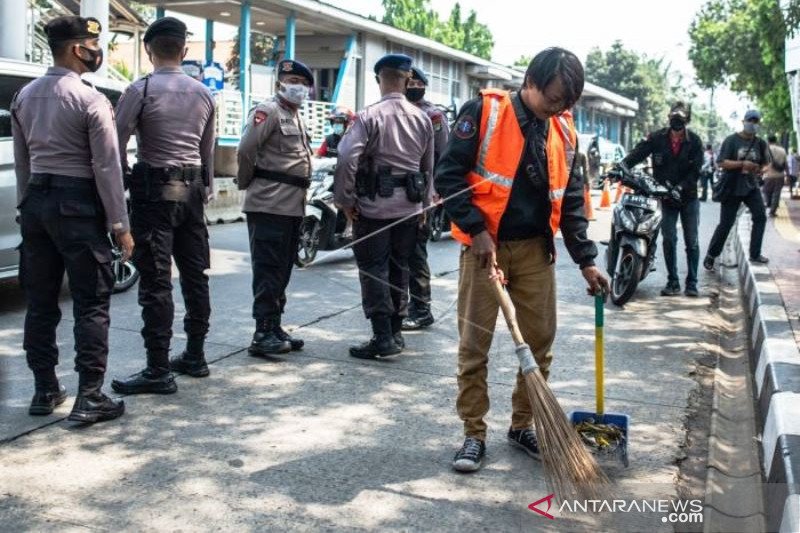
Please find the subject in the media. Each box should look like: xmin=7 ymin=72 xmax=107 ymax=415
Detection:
xmin=688 ymin=0 xmax=795 ymax=132
xmin=111 ymin=60 xmax=133 ymax=81
xmin=513 ymin=55 xmax=533 ymax=68
xmin=226 ymin=29 xmax=275 ymax=90
xmin=381 ymin=0 xmax=494 ymax=60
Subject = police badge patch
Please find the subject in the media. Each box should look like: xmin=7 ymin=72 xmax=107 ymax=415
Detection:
xmin=454 ymin=115 xmax=476 ymax=139
xmin=254 ymin=110 xmax=267 ymax=125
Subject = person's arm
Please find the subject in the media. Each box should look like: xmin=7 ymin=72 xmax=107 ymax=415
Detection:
xmin=432 ymin=110 xmax=449 ymax=163
xmin=333 ymin=114 xmax=368 ymax=210
xmin=681 ymin=134 xmax=703 ymax=191
xmin=114 ymin=84 xmax=143 ymax=175
xmin=717 ymin=137 xmax=749 ymax=171
xmin=434 ymin=98 xmax=485 ymax=236
xmin=87 ymin=96 xmax=129 ymax=234
xmin=316 ymin=139 xmax=329 ymax=157
xmin=236 ymin=107 xmax=276 ymax=190
xmin=560 ymin=140 xmax=598 ymax=269
xmin=621 ymin=134 xmax=654 ymax=168
xmin=422 ymin=120 xmax=435 ymax=208
xmin=10 ymin=95 xmax=30 ymax=204
xmin=200 ymin=95 xmax=217 ymax=198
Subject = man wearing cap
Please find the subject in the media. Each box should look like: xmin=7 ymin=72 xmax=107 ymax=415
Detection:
xmin=110 ymin=17 xmax=216 ymax=395
xmin=237 ymin=59 xmax=314 ymax=356
xmin=621 ymin=101 xmax=703 ymax=297
xmin=704 ymin=109 xmax=770 ymax=269
xmin=402 ymin=66 xmax=449 ymax=331
xmin=334 ymin=53 xmax=435 ymax=359
xmin=11 ymin=16 xmax=131 ymax=423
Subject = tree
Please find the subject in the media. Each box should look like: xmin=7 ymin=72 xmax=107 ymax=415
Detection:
xmin=226 ymin=29 xmax=275 ymax=90
xmin=382 ymin=0 xmax=494 ymax=60
xmin=688 ymin=0 xmax=796 ymax=132
xmin=513 ymin=55 xmax=532 ymax=68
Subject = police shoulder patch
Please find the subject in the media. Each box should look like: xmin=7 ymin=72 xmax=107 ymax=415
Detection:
xmin=254 ymin=110 xmax=267 ymax=125
xmin=454 ymin=115 xmax=476 ymax=139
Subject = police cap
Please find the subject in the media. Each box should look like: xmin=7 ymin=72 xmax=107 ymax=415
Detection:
xmin=374 ymin=54 xmax=413 ymax=75
xmin=410 ymin=66 xmax=428 ymax=85
xmin=277 ymin=59 xmax=314 ymax=85
xmin=143 ymin=16 xmax=187 ymax=43
xmin=44 ymin=16 xmax=102 ymax=44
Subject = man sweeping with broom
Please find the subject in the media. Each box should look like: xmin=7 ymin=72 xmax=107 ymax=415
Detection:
xmin=436 ymin=47 xmax=610 ymax=473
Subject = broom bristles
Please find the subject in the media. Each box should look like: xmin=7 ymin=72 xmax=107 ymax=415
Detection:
xmin=524 ymin=370 xmax=609 ymax=502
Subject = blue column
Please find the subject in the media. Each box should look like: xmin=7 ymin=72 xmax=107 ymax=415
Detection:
xmin=205 ymin=19 xmax=214 ymax=65
xmin=156 ymin=6 xmax=165 ymax=19
xmin=239 ymin=0 xmax=251 ymax=122
xmin=285 ymin=11 xmax=296 ymax=60
xmin=331 ymin=34 xmax=356 ymax=104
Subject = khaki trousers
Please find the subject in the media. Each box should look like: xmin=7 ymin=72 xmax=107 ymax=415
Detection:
xmin=456 ymin=237 xmax=556 ymax=441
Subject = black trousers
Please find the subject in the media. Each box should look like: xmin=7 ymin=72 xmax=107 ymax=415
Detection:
xmin=699 ymin=171 xmax=713 ymax=200
xmin=130 ymin=182 xmax=210 ymax=368
xmin=247 ymin=212 xmax=301 ymax=321
xmin=19 ymin=178 xmax=114 ymax=381
xmin=407 ymin=218 xmax=432 ymax=313
xmin=352 ymin=216 xmax=418 ymax=319
xmin=707 ymin=188 xmax=767 ymax=259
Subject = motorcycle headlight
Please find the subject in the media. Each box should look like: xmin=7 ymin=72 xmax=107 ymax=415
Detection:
xmin=636 ymin=210 xmax=662 ymax=233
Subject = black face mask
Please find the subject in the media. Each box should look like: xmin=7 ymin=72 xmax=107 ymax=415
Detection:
xmin=406 ymin=87 xmax=426 ymax=103
xmin=78 ymin=45 xmax=103 ymax=73
xmin=669 ymin=116 xmax=686 ymax=132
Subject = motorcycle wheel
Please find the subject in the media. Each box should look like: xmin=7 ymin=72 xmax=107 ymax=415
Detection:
xmin=295 ymin=218 xmax=320 ymax=268
xmin=430 ymin=208 xmax=445 ymax=242
xmin=111 ymin=254 xmax=139 ymax=294
xmin=611 ymin=247 xmax=643 ymax=306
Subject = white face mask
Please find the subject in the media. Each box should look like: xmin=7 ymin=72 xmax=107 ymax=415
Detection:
xmin=279 ymin=82 xmax=309 ymax=106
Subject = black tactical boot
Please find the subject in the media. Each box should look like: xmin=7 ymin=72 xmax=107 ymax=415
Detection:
xmin=402 ymin=306 xmax=434 ymax=330
xmin=350 ymin=316 xmax=402 ymax=359
xmin=274 ymin=324 xmax=304 ymax=351
xmin=29 ymin=385 xmax=68 ymax=416
xmin=111 ymin=367 xmax=177 ymax=395
xmin=69 ymin=373 xmax=124 ymax=424
xmin=249 ymin=318 xmax=291 ymax=356
xmin=170 ymin=336 xmax=209 ymax=377
xmin=391 ymin=315 xmax=405 ymax=349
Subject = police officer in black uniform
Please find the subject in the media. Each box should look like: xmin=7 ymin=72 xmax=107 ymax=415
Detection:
xmin=111 ymin=17 xmax=216 ymax=394
xmin=12 ymin=16 xmax=131 ymax=423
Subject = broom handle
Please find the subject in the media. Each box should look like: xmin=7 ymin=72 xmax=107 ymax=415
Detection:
xmin=595 ymin=293 xmax=605 ymax=416
xmin=491 ymin=278 xmax=526 ymax=347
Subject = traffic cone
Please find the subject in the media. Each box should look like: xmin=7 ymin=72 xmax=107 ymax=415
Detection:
xmin=599 ymin=180 xmax=612 ymax=208
xmin=583 ymin=187 xmax=596 ymax=220
xmin=613 ymin=182 xmax=625 ymax=203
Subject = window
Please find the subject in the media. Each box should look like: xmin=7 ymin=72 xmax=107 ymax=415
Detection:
xmin=386 ymin=41 xmax=463 ymax=106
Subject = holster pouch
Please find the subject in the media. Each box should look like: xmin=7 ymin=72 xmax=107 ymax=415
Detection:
xmin=377 ymin=172 xmax=395 ymax=198
xmin=130 ymin=162 xmax=200 ymax=203
xmin=405 ymin=172 xmax=427 ymax=203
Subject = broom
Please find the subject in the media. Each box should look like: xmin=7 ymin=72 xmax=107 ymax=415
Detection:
xmin=490 ymin=273 xmax=608 ymax=501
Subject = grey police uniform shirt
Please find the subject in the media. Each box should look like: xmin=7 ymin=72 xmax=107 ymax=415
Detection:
xmin=236 ymin=96 xmax=313 ymax=217
xmin=416 ymin=99 xmax=449 ymax=161
xmin=115 ymin=66 xmax=216 ymax=198
xmin=11 ymin=66 xmax=129 ymax=233
xmin=334 ymin=92 xmax=435 ymax=220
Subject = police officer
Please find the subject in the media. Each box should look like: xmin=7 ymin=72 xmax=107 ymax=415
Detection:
xmin=334 ymin=54 xmax=435 ymax=359
xmin=11 ymin=16 xmax=130 ymax=423
xmin=402 ymin=66 xmax=449 ymax=331
xmin=237 ymin=59 xmax=314 ymax=356
xmin=316 ymin=107 xmax=353 ymax=158
xmin=110 ymin=17 xmax=216 ymax=395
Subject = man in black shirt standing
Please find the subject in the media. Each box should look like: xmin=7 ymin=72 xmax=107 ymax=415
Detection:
xmin=621 ymin=101 xmax=703 ymax=297
xmin=704 ymin=110 xmax=770 ymax=269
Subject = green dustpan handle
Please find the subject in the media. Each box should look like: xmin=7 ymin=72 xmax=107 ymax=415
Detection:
xmin=595 ymin=292 xmax=604 ymax=416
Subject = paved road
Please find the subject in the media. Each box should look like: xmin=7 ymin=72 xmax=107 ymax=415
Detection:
xmin=0 ymin=197 xmax=725 ymax=531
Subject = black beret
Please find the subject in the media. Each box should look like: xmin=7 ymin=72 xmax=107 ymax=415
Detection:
xmin=374 ymin=54 xmax=413 ymax=75
xmin=44 ymin=16 xmax=102 ymax=43
xmin=277 ymin=59 xmax=314 ymax=85
xmin=143 ymin=16 xmax=187 ymax=43
xmin=410 ymin=66 xmax=428 ymax=85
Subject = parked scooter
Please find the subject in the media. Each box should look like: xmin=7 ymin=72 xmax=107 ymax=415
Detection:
xmin=295 ymin=158 xmax=351 ymax=267
xmin=603 ymin=163 xmax=676 ymax=306
xmin=428 ymin=197 xmax=450 ymax=241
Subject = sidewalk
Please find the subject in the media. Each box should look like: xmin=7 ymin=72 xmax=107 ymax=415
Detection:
xmin=767 ymin=191 xmax=800 ymax=348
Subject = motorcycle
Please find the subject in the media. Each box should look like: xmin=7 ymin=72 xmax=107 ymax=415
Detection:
xmin=295 ymin=158 xmax=351 ymax=267
xmin=603 ymin=164 xmax=675 ymax=306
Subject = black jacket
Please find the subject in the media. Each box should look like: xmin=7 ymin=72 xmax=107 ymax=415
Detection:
xmin=434 ymin=92 xmax=597 ymax=268
xmin=622 ymin=127 xmax=703 ymax=200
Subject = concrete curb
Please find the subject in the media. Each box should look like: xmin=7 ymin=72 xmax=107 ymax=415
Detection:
xmin=734 ymin=215 xmax=800 ymax=533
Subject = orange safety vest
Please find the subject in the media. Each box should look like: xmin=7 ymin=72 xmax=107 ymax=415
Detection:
xmin=451 ymin=89 xmax=577 ymax=246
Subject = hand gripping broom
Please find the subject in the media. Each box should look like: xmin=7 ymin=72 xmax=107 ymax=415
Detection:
xmin=490 ymin=275 xmax=608 ymax=500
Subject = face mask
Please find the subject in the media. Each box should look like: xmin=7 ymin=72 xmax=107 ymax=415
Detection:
xmin=743 ymin=122 xmax=759 ymax=134
xmin=669 ymin=116 xmax=686 ymax=131
xmin=406 ymin=87 xmax=426 ymax=103
xmin=78 ymin=45 xmax=103 ymax=73
xmin=332 ymin=123 xmax=345 ymax=135
xmin=278 ymin=83 xmax=309 ymax=106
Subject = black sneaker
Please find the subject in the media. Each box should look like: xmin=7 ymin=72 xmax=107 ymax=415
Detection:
xmin=68 ymin=392 xmax=125 ymax=424
xmin=703 ymin=255 xmax=715 ymax=272
xmin=402 ymin=311 xmax=435 ymax=331
xmin=507 ymin=427 xmax=541 ymax=460
xmin=170 ymin=351 xmax=210 ymax=378
xmin=684 ymin=285 xmax=699 ymax=297
xmin=452 ymin=436 xmax=486 ymax=472
xmin=660 ymin=282 xmax=681 ymax=296
xmin=29 ymin=385 xmax=67 ymax=416
xmin=274 ymin=326 xmax=304 ymax=351
xmin=750 ymin=255 xmax=770 ymax=264
xmin=111 ymin=368 xmax=177 ymax=395
xmin=349 ymin=336 xmax=402 ymax=359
